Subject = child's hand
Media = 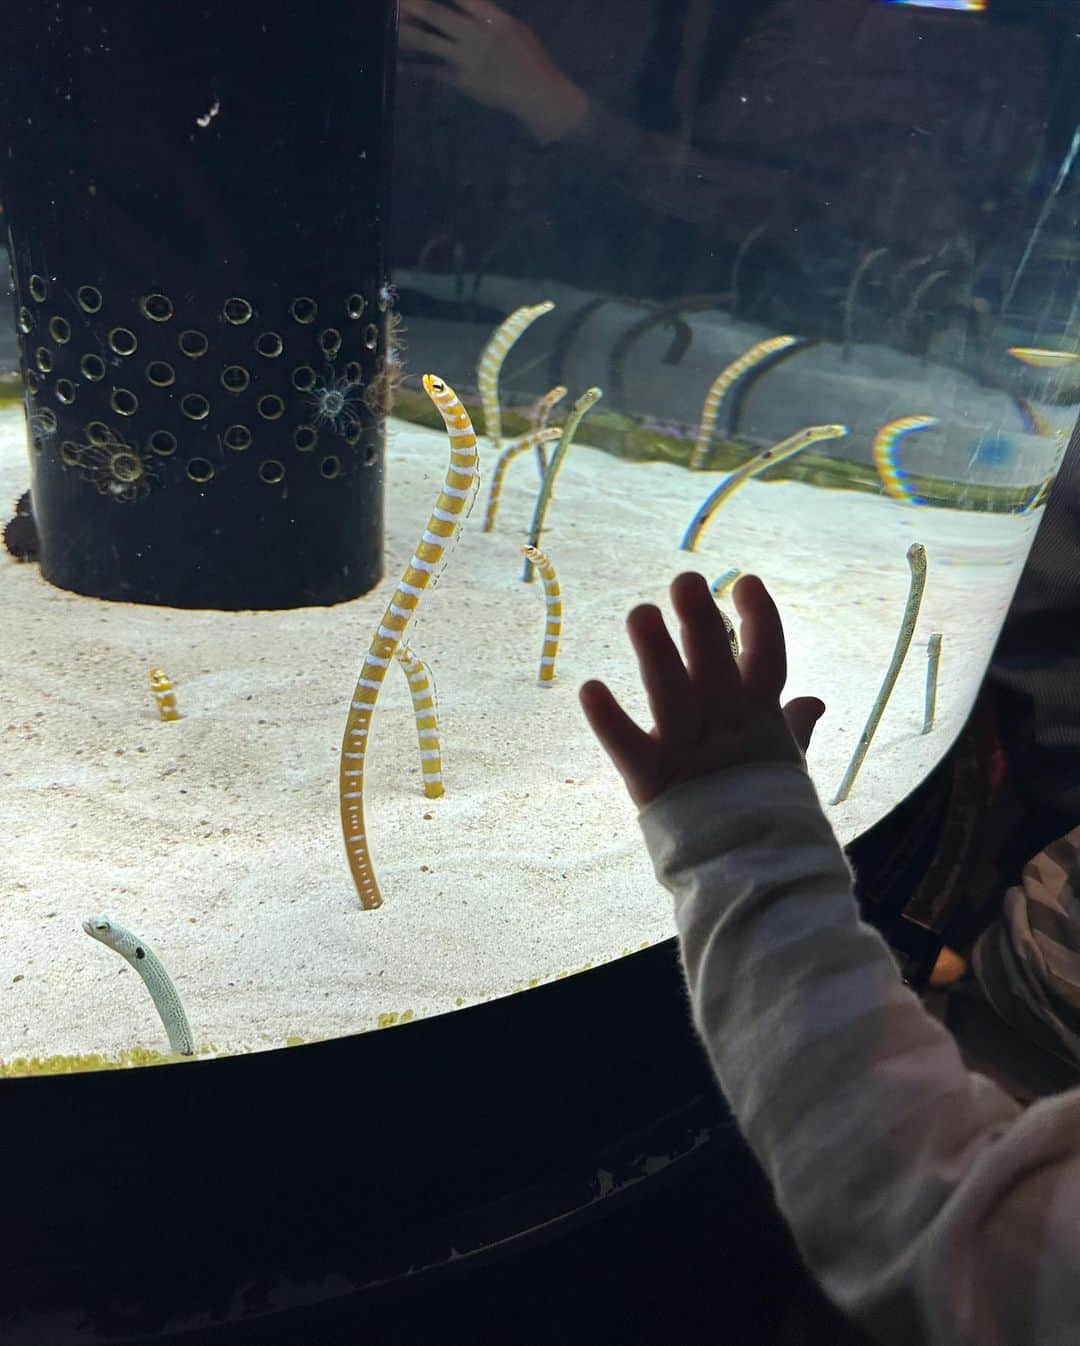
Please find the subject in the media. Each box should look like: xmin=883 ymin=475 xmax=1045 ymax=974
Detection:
xmin=580 ymin=572 xmax=825 ymax=809
xmin=399 ymin=0 xmax=590 ymax=144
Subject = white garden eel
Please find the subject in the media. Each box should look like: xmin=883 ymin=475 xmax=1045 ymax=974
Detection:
xmin=82 ymin=915 xmax=194 ymax=1056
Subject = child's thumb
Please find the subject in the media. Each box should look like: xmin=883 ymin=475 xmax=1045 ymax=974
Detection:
xmin=782 ymin=696 xmax=826 ymax=754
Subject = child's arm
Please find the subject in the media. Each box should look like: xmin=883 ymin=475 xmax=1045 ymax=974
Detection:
xmin=581 ymin=572 xmax=1080 ymax=1346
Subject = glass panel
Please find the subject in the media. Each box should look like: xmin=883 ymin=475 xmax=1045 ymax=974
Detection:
xmin=2 ymin=0 xmax=1077 ymax=1072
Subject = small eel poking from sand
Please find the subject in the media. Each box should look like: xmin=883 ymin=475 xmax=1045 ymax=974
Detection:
xmin=520 ymin=544 xmax=563 ymax=685
xmin=522 ymin=386 xmax=603 ymax=583
xmin=831 ymin=541 xmax=928 ymax=806
xmin=681 ymin=423 xmax=848 ymax=553
xmin=82 ymin=915 xmax=194 ymax=1055
xmin=148 ymin=668 xmax=180 ymax=721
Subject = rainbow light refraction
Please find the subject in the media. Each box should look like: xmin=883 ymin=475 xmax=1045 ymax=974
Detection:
xmin=885 ymin=0 xmax=986 ymax=10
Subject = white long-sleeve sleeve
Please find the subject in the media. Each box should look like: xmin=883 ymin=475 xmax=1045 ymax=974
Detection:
xmin=638 ymin=761 xmax=1080 ymax=1345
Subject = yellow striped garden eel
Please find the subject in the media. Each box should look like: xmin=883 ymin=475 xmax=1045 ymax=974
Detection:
xmin=148 ymin=668 xmax=179 ymax=721
xmin=477 ymin=301 xmax=554 ymax=460
xmin=483 ymin=426 xmax=562 ymax=532
xmin=340 ymin=374 xmax=479 ymax=910
xmin=82 ymin=915 xmax=194 ymax=1056
xmin=394 ymin=644 xmax=444 ymax=798
xmin=687 ymin=335 xmax=804 ymax=470
xmin=871 ymin=416 xmax=939 ymax=505
xmin=531 ymin=384 xmax=567 ymax=477
xmin=520 ymin=545 xmax=562 ymax=685
xmin=1007 ymin=345 xmax=1080 ymax=372
xmin=710 ymin=568 xmax=741 ymax=598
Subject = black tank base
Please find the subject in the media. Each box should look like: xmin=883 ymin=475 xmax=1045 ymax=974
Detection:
xmin=28 ymin=424 xmax=385 ymax=611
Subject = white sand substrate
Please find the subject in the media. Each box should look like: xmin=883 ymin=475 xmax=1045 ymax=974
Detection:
xmin=0 ymin=405 xmax=1041 ymax=1070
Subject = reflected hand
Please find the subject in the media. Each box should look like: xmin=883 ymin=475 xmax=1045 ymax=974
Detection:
xmin=580 ymin=573 xmax=825 ymax=810
xmin=399 ymin=0 xmax=589 ymax=143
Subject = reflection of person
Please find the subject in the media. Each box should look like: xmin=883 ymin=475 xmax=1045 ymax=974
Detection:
xmin=399 ymin=0 xmax=1047 ymax=271
xmin=400 ymin=0 xmax=591 ymax=147
xmin=956 ymin=426 xmax=1080 ymax=1066
xmin=581 ymin=571 xmax=1080 ymax=1344
xmin=912 ymin=422 xmax=1080 ymax=1086
xmin=398 ymin=0 xmax=796 ymax=252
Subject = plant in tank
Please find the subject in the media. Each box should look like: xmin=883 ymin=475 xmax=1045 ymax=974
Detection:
xmin=363 ymin=310 xmax=408 ymax=418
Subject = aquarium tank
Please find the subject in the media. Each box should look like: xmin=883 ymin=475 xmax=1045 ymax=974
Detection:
xmin=1 ymin=0 xmax=1078 ymax=1075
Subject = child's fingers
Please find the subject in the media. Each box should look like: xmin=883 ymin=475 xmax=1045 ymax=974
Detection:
xmin=782 ymin=695 xmax=826 ymax=756
xmin=733 ymin=574 xmax=787 ymax=709
xmin=669 ymin=572 xmax=742 ymax=713
xmin=402 ymin=0 xmax=474 ymax=41
xmin=626 ymin=603 xmax=698 ymax=745
xmin=579 ymin=680 xmax=664 ymax=804
xmin=452 ymin=0 xmax=508 ymax=20
xmin=398 ymin=20 xmax=457 ymax=58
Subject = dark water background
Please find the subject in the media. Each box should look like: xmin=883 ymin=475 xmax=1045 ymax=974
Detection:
xmin=378 ymin=0 xmax=1080 ymax=498
xmin=387 ymin=0 xmax=1080 ymax=359
xmin=3 ymin=1 xmax=1078 ymax=362
xmin=4 ymin=0 xmax=1080 ymax=479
